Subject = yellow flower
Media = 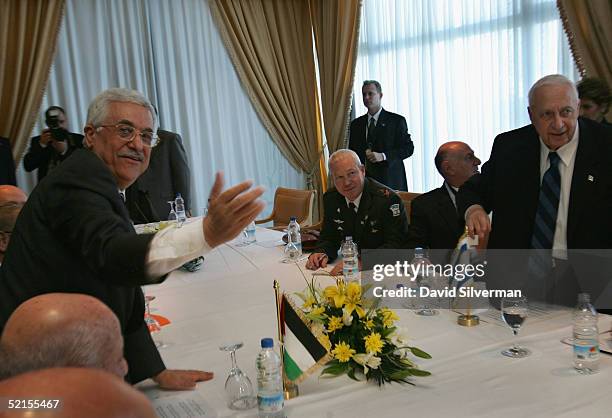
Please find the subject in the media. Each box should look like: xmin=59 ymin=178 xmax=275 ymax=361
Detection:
xmin=319 ymin=334 xmax=331 ymax=351
xmin=344 ymin=282 xmax=366 ymax=318
xmin=364 ymin=332 xmax=385 ymax=354
xmin=380 ymin=308 xmax=399 ymax=327
xmin=302 ymin=295 xmax=316 ymax=309
xmin=324 ymin=284 xmax=346 ymax=308
xmin=365 ymin=318 xmax=374 ymax=329
xmin=332 ymin=341 xmax=356 ymax=362
xmin=327 ymin=315 xmax=344 ymax=332
xmin=311 ymin=306 xmax=326 ymax=316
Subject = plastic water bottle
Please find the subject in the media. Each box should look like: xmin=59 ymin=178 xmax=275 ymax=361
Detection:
xmin=284 ymin=217 xmax=302 ymax=261
xmin=256 ymin=338 xmax=284 ymax=418
xmin=174 ymin=193 xmax=186 ymax=227
xmin=411 ymin=248 xmax=436 ymax=316
xmin=573 ymin=293 xmax=600 ymax=374
xmin=341 ymin=236 xmax=359 ymax=282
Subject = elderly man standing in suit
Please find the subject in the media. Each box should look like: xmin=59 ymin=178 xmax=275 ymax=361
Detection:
xmin=349 ymin=80 xmax=414 ymax=191
xmin=306 ymin=149 xmax=408 ymax=275
xmin=0 ymin=88 xmax=264 ymax=389
xmin=459 ymin=74 xmax=612 ymax=306
xmin=407 ymin=141 xmax=480 ymax=263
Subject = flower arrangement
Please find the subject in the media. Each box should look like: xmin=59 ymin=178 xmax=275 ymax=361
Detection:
xmin=296 ymin=278 xmax=431 ymax=385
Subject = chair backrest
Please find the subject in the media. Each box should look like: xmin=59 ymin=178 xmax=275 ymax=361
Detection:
xmin=271 ymin=187 xmax=316 ymax=227
xmin=396 ymin=191 xmax=421 ymax=224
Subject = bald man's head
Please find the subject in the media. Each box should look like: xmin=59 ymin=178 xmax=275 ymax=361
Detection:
xmin=434 ymin=141 xmax=481 ymax=187
xmin=0 ymin=367 xmax=156 ymax=418
xmin=0 ymin=293 xmax=127 ymax=379
xmin=0 ymin=185 xmax=26 ymax=206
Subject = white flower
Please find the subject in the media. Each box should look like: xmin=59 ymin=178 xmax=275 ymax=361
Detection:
xmin=389 ymin=328 xmax=410 ymax=357
xmin=342 ymin=308 xmax=353 ymax=326
xmin=353 ymin=353 xmax=382 ymax=375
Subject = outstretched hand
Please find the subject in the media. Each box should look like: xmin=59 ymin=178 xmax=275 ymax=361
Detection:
xmin=203 ymin=172 xmax=265 ymax=248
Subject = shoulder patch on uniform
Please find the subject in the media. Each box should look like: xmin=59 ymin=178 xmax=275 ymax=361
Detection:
xmin=378 ymin=188 xmax=390 ymax=198
xmin=390 ymin=203 xmax=400 ymax=217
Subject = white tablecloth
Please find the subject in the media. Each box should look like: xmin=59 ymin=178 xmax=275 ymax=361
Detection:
xmin=141 ymin=227 xmax=612 ymax=418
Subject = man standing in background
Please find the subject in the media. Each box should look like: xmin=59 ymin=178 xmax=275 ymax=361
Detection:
xmin=349 ymin=80 xmax=414 ymax=191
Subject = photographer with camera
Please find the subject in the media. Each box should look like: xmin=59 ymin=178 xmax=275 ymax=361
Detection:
xmin=23 ymin=106 xmax=84 ymax=184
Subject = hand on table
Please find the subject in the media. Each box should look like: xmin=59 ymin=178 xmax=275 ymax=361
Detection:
xmin=203 ymin=172 xmax=265 ymax=248
xmin=329 ymin=261 xmax=343 ymax=276
xmin=153 ymin=369 xmax=214 ymax=390
xmin=366 ymin=149 xmax=385 ymax=163
xmin=465 ymin=206 xmax=491 ymax=242
xmin=306 ymin=253 xmax=328 ymax=270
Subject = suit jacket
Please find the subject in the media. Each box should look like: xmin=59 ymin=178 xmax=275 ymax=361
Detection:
xmin=316 ymin=178 xmax=408 ymax=261
xmin=127 ymin=129 xmax=191 ymax=222
xmin=348 ymin=109 xmax=414 ymax=191
xmin=0 ymin=137 xmax=16 ymax=186
xmin=406 ymin=183 xmax=464 ymax=264
xmin=23 ymin=132 xmax=83 ymax=183
xmin=0 ymin=148 xmax=167 ymax=383
xmin=458 ymin=118 xmax=612 ymax=249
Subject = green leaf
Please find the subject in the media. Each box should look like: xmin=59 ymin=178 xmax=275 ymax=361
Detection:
xmin=408 ymin=347 xmax=432 ymax=359
xmin=321 ymin=362 xmax=349 ymax=376
xmin=347 ymin=367 xmax=359 ymax=381
xmin=406 ymin=368 xmax=431 ymax=377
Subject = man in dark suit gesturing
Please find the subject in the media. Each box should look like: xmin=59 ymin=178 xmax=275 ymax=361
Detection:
xmin=0 ymin=88 xmax=264 ymax=389
xmin=407 ymin=141 xmax=480 ymax=263
xmin=458 ymin=74 xmax=612 ymax=306
xmin=349 ymin=80 xmax=414 ymax=191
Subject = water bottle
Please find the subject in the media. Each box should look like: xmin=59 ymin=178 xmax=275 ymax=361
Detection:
xmin=174 ymin=193 xmax=186 ymax=227
xmin=341 ymin=236 xmax=359 ymax=282
xmin=573 ymin=293 xmax=600 ymax=374
xmin=284 ymin=217 xmax=302 ymax=261
xmin=256 ymin=338 xmax=284 ymax=418
xmin=411 ymin=248 xmax=436 ymax=315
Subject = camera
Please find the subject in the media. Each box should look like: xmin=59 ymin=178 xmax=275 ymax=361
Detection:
xmin=45 ymin=108 xmax=68 ymax=142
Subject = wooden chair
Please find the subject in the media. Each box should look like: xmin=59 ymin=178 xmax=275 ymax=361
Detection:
xmin=396 ymin=191 xmax=421 ymax=224
xmin=255 ymin=187 xmax=316 ymax=230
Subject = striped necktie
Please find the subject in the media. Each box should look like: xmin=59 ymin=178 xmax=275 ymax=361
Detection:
xmin=529 ymin=152 xmax=561 ymax=276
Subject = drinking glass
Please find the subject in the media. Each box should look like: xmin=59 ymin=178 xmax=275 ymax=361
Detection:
xmin=167 ymin=201 xmax=177 ymax=221
xmin=144 ymin=294 xmax=167 ymax=348
xmin=501 ymin=296 xmax=530 ymax=358
xmin=415 ymin=273 xmax=438 ymax=316
xmin=219 ymin=342 xmax=257 ymax=410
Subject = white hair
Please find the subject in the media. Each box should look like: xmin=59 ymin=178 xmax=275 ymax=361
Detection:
xmin=86 ymin=88 xmax=157 ymax=130
xmin=328 ymin=149 xmax=362 ymax=171
xmin=528 ymin=74 xmax=578 ymax=106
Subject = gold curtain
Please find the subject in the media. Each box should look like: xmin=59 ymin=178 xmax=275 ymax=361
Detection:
xmin=0 ymin=0 xmax=65 ymax=162
xmin=309 ymin=0 xmax=362 ymax=189
xmin=209 ymin=0 xmax=324 ymax=198
xmin=557 ymin=0 xmax=612 ymax=87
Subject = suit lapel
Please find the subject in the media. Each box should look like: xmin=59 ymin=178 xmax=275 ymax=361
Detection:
xmin=435 ymin=184 xmax=462 ymax=237
xmin=524 ymin=128 xmax=541 ymax=227
xmin=567 ymin=120 xmax=596 ymax=245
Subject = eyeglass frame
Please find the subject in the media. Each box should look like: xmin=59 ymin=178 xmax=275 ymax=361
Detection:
xmin=96 ymin=123 xmax=159 ymax=147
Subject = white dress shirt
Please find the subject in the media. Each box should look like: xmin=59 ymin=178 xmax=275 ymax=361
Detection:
xmin=344 ymin=193 xmax=363 ymax=212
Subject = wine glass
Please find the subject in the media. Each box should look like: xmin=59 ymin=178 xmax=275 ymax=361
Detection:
xmin=219 ymin=342 xmax=257 ymax=410
xmin=501 ymin=296 xmax=530 ymax=358
xmin=144 ymin=294 xmax=167 ymax=348
xmin=415 ymin=274 xmax=438 ymax=316
xmin=167 ymin=201 xmax=177 ymax=221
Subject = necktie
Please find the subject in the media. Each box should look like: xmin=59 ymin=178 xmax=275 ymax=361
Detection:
xmin=347 ymin=202 xmax=357 ymax=235
xmin=529 ymin=152 xmax=561 ymax=276
xmin=367 ymin=117 xmax=376 ymax=141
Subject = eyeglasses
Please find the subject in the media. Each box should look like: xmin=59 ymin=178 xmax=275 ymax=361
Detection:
xmin=98 ymin=124 xmax=158 ymax=147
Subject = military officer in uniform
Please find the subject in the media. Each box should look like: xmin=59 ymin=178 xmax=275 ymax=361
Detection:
xmin=306 ymin=149 xmax=408 ymax=275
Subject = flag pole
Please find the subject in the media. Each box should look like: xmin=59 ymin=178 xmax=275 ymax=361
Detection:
xmin=274 ymin=280 xmax=298 ymax=399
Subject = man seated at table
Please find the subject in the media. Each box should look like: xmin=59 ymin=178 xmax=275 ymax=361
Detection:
xmin=0 ymin=185 xmax=27 ymax=265
xmin=406 ymin=141 xmax=481 ymax=263
xmin=0 ymin=293 xmax=128 ymax=379
xmin=0 ymin=368 xmax=156 ymax=418
xmin=306 ymin=149 xmax=408 ymax=274
xmin=0 ymin=88 xmax=265 ymax=390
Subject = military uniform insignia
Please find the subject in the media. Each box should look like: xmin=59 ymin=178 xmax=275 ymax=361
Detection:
xmin=390 ymin=203 xmax=400 ymax=217
xmin=379 ymin=189 xmax=390 ymax=198
xmin=333 ymin=219 xmax=344 ymax=224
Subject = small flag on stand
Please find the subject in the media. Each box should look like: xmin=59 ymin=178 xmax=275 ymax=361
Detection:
xmin=281 ymin=294 xmax=331 ymax=383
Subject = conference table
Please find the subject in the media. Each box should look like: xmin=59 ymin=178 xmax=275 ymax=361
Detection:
xmin=140 ymin=226 xmax=612 ymax=418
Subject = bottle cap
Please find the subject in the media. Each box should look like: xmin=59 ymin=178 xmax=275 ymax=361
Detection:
xmin=261 ymin=338 xmax=274 ymax=348
xmin=290 ymin=216 xmax=297 ymax=222
xmin=345 ymin=236 xmax=352 ymax=241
